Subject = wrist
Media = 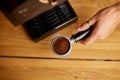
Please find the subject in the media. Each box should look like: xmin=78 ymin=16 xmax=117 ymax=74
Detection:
xmin=112 ymin=2 xmax=120 ymax=14
xmin=109 ymin=2 xmax=120 ymax=21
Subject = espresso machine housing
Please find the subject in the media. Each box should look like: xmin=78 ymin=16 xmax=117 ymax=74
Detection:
xmin=0 ymin=0 xmax=78 ymax=41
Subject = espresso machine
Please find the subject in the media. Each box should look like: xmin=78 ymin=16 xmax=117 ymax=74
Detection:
xmin=0 ymin=0 xmax=78 ymax=41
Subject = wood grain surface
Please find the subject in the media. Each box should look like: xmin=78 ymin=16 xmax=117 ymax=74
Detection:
xmin=0 ymin=58 xmax=120 ymax=80
xmin=0 ymin=0 xmax=120 ymax=80
xmin=0 ymin=0 xmax=120 ymax=59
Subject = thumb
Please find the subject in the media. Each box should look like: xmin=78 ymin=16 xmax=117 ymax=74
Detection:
xmin=77 ymin=17 xmax=97 ymax=31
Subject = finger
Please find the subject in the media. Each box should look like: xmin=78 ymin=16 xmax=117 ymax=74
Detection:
xmin=77 ymin=22 xmax=90 ymax=31
xmin=80 ymin=31 xmax=96 ymax=45
xmin=80 ymin=23 xmax=98 ymax=45
xmin=77 ymin=16 xmax=97 ymax=31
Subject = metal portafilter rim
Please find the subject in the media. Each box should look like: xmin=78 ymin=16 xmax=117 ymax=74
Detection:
xmin=50 ymin=34 xmax=72 ymax=57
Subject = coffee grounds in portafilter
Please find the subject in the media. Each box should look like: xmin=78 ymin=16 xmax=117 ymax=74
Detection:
xmin=53 ymin=37 xmax=70 ymax=55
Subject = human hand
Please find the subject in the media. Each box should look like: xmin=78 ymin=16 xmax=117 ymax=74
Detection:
xmin=77 ymin=3 xmax=120 ymax=45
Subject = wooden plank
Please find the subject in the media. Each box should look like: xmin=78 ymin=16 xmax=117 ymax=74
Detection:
xmin=0 ymin=0 xmax=120 ymax=59
xmin=0 ymin=58 xmax=120 ymax=80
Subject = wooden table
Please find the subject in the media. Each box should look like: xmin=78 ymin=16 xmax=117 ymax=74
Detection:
xmin=0 ymin=0 xmax=120 ymax=80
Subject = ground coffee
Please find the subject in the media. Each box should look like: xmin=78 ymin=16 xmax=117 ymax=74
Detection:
xmin=53 ymin=37 xmax=70 ymax=55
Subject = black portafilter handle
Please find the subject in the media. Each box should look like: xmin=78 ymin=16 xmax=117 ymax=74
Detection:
xmin=70 ymin=26 xmax=94 ymax=43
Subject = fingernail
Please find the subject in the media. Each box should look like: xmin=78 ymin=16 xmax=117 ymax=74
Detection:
xmin=77 ymin=27 xmax=81 ymax=31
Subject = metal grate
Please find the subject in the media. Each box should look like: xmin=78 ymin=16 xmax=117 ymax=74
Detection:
xmin=24 ymin=1 xmax=78 ymax=41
